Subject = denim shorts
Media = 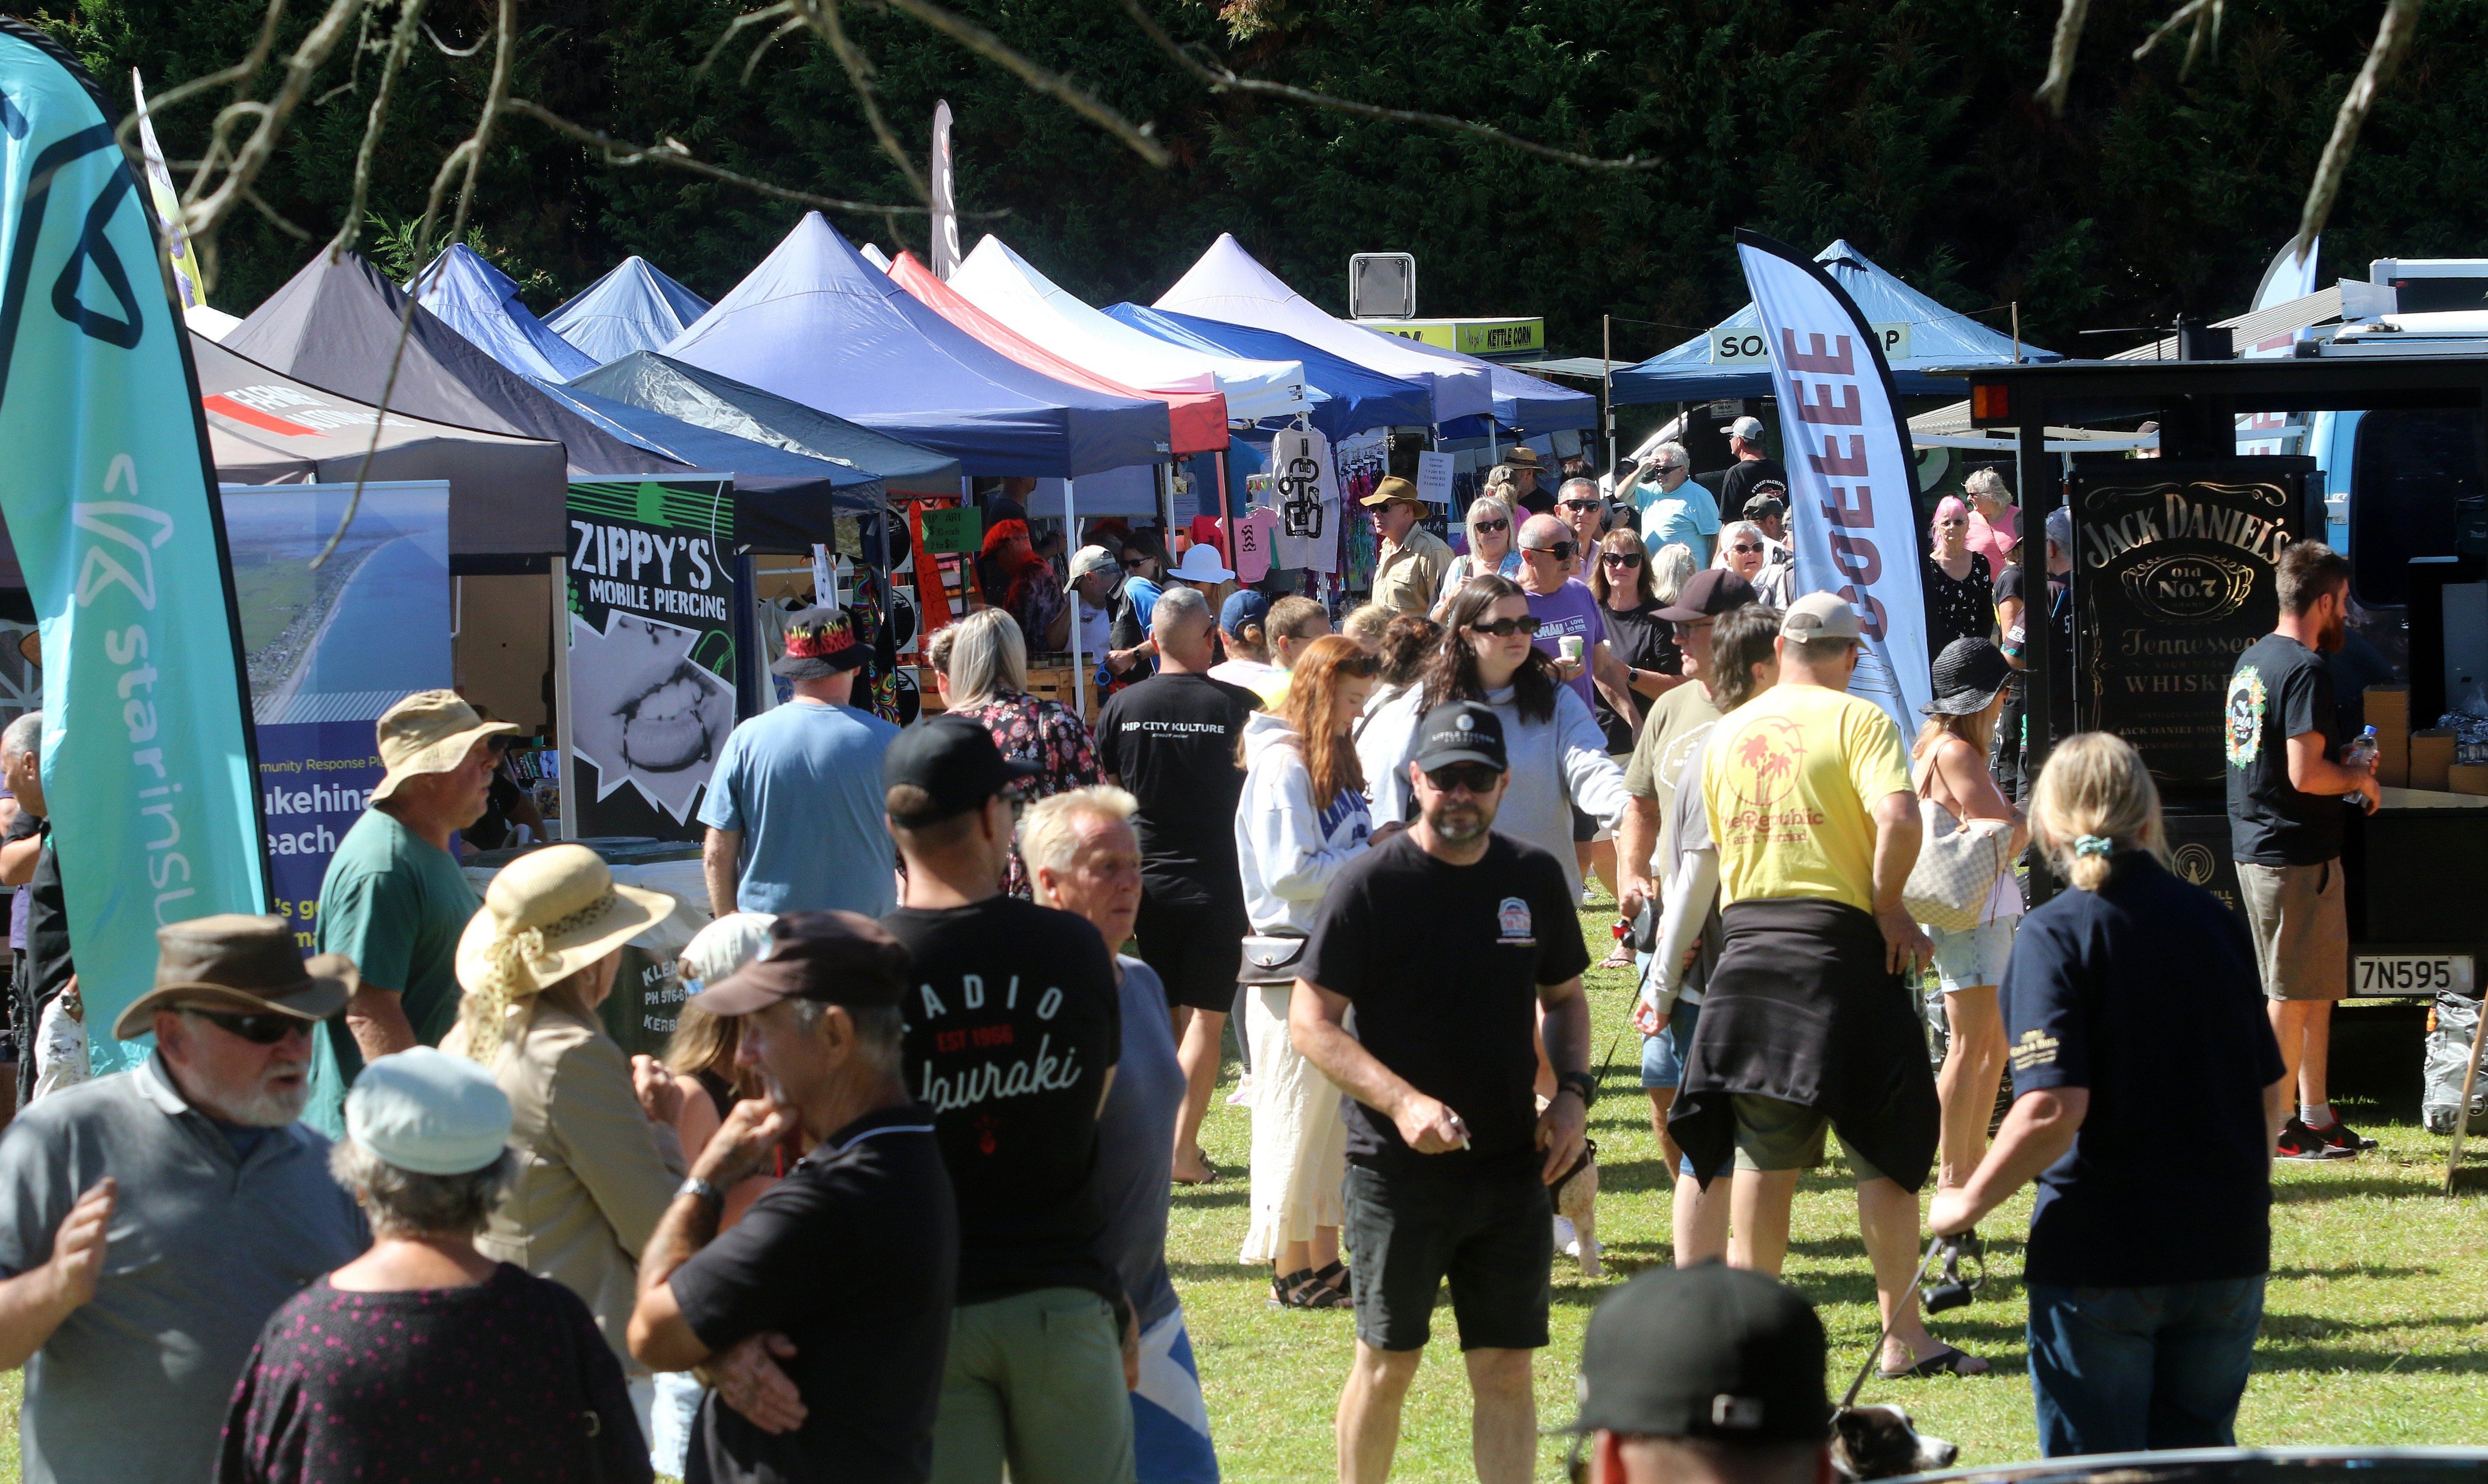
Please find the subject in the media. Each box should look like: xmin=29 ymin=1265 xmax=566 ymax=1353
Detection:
xmin=1929 ymin=917 xmax=2018 ymax=994
xmin=1638 ymin=998 xmax=1703 ymax=1089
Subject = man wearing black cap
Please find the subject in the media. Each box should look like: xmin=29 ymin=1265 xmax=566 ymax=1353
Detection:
xmin=1562 ymin=1264 xmax=1833 ymax=1484
xmin=1291 ymin=700 xmax=1593 ymax=1484
xmin=699 ymin=604 xmax=902 ymax=919
xmin=878 ymin=714 xmax=1134 ymax=1484
xmin=629 ymin=911 xmax=958 ymax=1484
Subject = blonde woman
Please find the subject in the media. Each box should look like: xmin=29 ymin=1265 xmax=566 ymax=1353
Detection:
xmin=443 ymin=844 xmax=683 ymax=1381
xmin=1931 ymin=732 xmax=2283 ymax=1458
xmin=1431 ymin=493 xmax=1522 ymax=619
xmin=1963 ymin=467 xmax=2018 ymax=573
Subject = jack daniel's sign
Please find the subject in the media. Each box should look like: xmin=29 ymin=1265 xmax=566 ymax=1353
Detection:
xmin=2072 ymin=459 xmax=2311 ymax=792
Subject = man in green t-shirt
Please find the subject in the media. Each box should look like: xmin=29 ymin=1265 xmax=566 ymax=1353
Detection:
xmin=308 ymin=690 xmax=513 ymax=1131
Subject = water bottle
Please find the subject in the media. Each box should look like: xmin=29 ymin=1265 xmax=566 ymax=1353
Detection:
xmin=2343 ymin=725 xmax=2379 ymax=798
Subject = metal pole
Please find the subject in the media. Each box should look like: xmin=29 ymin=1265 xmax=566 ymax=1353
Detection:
xmin=549 ymin=556 xmax=575 ymax=842
xmin=1067 ymin=477 xmax=1090 ymax=724
xmin=2019 ymin=408 xmax=2057 ymax=908
xmin=1603 ymin=314 xmax=1616 ymax=476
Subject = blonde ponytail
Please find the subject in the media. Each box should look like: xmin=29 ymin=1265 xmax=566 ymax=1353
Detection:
xmin=2030 ymin=732 xmax=2167 ymax=891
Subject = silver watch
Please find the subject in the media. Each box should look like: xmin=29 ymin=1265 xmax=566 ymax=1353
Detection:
xmin=677 ymin=1175 xmax=724 ymax=1206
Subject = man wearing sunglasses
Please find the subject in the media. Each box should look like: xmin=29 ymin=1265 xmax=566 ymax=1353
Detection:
xmin=1517 ymin=514 xmax=1640 ymax=741
xmin=1291 ymin=701 xmax=1593 ymax=1484
xmin=0 ymin=914 xmax=367 ymax=1484
xmin=1632 ymin=442 xmax=1717 ymax=567
xmin=1361 ymin=476 xmax=1453 ymax=618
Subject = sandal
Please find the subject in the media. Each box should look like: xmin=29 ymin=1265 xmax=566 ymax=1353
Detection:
xmin=1597 ymin=947 xmax=1637 ymax=970
xmin=1172 ymin=1158 xmax=1222 ymax=1187
xmin=1268 ymin=1266 xmax=1315 ymax=1308
xmin=1877 ymin=1343 xmax=1989 ymax=1380
xmin=1307 ymin=1260 xmax=1353 ymax=1301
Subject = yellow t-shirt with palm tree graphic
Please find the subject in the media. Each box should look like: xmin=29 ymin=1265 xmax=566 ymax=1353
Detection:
xmin=1701 ymin=683 xmax=1910 ymax=914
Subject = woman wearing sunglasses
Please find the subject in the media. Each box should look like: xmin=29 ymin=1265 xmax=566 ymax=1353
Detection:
xmin=1431 ymin=493 xmax=1523 ymax=621
xmin=1712 ymin=519 xmax=1793 ymax=607
xmin=1587 ymin=532 xmax=1689 ymax=964
xmin=1926 ymin=495 xmax=1996 ymax=652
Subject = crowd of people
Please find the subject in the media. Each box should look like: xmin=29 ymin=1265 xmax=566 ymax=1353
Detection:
xmin=0 ymin=426 xmax=2394 ymax=1484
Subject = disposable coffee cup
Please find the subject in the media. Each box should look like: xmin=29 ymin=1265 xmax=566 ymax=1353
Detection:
xmin=1558 ymin=635 xmax=1583 ymax=664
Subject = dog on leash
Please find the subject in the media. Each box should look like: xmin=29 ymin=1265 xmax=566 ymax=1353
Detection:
xmin=1541 ymin=1102 xmax=1602 ymax=1278
xmin=1832 ymin=1401 xmax=1960 ymax=1480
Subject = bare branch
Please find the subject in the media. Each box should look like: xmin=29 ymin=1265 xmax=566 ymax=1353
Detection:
xmin=423 ymin=21 xmax=485 ymax=58
xmin=697 ymin=3 xmax=796 ymax=82
xmin=1115 ymin=0 xmax=1653 ymax=170
xmin=114 ymin=0 xmax=290 ymax=160
xmin=2296 ymin=0 xmax=2423 ymax=263
xmin=2036 ymin=0 xmax=2091 ymax=115
xmin=331 ymin=0 xmax=437 ymax=261
xmin=741 ymin=16 xmax=808 ymax=85
xmin=184 ymin=0 xmax=365 ymax=285
xmin=882 ymin=0 xmax=1172 ymax=168
xmin=2132 ymin=0 xmax=2224 ymax=77
xmin=792 ymin=0 xmax=929 ymax=199
xmin=504 ymin=99 xmax=992 ymax=216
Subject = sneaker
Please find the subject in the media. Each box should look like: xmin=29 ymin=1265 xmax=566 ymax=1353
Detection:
xmin=1553 ymin=1214 xmax=1579 ymax=1257
xmin=2276 ymin=1116 xmax=2352 ymax=1160
xmin=1581 ymin=884 xmax=1602 ymax=908
xmin=1227 ymin=1074 xmax=1255 ymax=1108
xmin=2311 ymin=1117 xmax=2378 ymax=1155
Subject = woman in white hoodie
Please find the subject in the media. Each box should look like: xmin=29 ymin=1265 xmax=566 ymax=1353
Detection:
xmin=1236 ymin=634 xmax=1377 ymax=1310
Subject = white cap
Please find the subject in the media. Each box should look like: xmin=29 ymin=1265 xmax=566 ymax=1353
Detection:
xmin=1064 ymin=545 xmax=1121 ymax=592
xmin=1721 ymin=415 xmax=1766 ymax=442
xmin=346 ymin=1047 xmax=513 ymax=1176
xmin=681 ymin=911 xmax=779 ymax=988
xmin=1780 ymin=591 xmax=1864 ymax=643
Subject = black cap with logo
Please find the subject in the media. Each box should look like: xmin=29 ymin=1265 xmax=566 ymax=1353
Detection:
xmin=882 ymin=713 xmax=1041 ymax=826
xmin=1567 ymin=1263 xmax=1829 ymax=1445
xmin=1410 ymin=700 xmax=1507 ymax=773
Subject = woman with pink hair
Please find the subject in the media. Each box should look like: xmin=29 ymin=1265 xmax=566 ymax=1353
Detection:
xmin=1926 ymin=495 xmax=1995 ymax=651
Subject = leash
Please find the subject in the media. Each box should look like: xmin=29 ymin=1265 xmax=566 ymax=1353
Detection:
xmin=1838 ymin=1237 xmax=1948 ymax=1410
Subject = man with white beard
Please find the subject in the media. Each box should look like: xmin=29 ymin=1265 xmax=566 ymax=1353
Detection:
xmin=0 ymin=914 xmax=368 ymax=1484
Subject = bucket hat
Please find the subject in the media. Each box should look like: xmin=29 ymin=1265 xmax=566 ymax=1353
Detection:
xmin=371 ymin=690 xmax=518 ymax=804
xmin=113 ymin=913 xmax=357 ymax=1041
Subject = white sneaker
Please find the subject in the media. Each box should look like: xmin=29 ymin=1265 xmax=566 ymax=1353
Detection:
xmin=1580 ymin=884 xmax=1601 ymax=908
xmin=1553 ymin=1214 xmax=1579 ymax=1258
xmin=1226 ymin=1075 xmax=1254 ymax=1108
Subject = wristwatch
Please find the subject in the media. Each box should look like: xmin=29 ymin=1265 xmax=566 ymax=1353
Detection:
xmin=1556 ymin=1070 xmax=1600 ymax=1108
xmin=676 ymin=1175 xmax=725 ymax=1207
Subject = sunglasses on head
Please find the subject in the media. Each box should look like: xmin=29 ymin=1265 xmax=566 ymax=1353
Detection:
xmin=1472 ymin=517 xmax=1510 ymax=535
xmin=1424 ymin=762 xmax=1503 ymax=794
xmin=1602 ymin=550 xmax=1644 ymax=568
xmin=1468 ymin=614 xmax=1541 ymax=638
xmin=186 ymin=1007 xmax=306 ymax=1045
xmin=1524 ymin=541 xmax=1578 ymax=562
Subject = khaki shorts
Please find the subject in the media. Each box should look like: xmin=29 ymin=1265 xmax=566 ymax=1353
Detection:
xmin=2237 ymin=859 xmax=2349 ymax=1002
xmin=1730 ymin=1093 xmax=1886 ymax=1182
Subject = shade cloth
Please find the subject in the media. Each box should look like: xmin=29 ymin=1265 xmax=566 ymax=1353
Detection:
xmin=569 ymin=351 xmax=962 ymax=496
xmin=408 ymin=243 xmax=599 ymax=382
xmin=1105 ymin=303 xmax=1432 ymax=442
xmin=544 ymin=256 xmax=711 ymax=367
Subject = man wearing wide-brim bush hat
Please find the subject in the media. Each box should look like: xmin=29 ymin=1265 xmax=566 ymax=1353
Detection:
xmin=308 ymin=688 xmax=519 ymax=1135
xmin=1363 ymin=476 xmax=1454 ymax=618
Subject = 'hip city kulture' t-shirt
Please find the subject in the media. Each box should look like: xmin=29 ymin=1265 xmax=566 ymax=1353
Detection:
xmin=1095 ymin=672 xmax=1260 ymax=906
xmin=2225 ymin=632 xmax=2345 ymax=867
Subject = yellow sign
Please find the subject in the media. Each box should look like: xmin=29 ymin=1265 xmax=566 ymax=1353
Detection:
xmin=1363 ymin=317 xmax=1545 ymax=357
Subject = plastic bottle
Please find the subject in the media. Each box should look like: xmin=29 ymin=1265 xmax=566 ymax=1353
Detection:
xmin=2343 ymin=725 xmax=2379 ymax=797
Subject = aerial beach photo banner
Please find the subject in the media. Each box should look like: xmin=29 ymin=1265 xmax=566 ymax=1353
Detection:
xmin=0 ymin=19 xmax=268 ymax=1071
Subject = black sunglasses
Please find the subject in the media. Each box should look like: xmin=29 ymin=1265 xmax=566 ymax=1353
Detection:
xmin=1601 ymin=550 xmax=1644 ymax=568
xmin=1523 ymin=541 xmax=1578 ymax=562
xmin=1472 ymin=517 xmax=1511 ymax=534
xmin=1424 ymin=763 xmax=1504 ymax=794
xmin=1468 ymin=614 xmax=1541 ymax=638
xmin=1559 ymin=498 xmax=1601 ymax=512
xmin=1728 ymin=542 xmax=1764 ymax=555
xmin=187 ymin=1008 xmax=308 ymax=1044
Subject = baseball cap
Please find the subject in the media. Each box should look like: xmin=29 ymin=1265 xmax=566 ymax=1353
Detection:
xmin=883 ymin=713 xmax=1041 ymax=826
xmin=1359 ymin=475 xmax=1423 ymax=509
xmin=688 ymin=911 xmax=914 ymax=1017
xmin=1567 ymin=1263 xmax=1829 ymax=1444
xmin=1220 ymin=589 xmax=1272 ymax=634
xmin=1065 ymin=544 xmax=1120 ymax=591
xmin=1780 ymin=591 xmax=1863 ymax=643
xmin=1656 ymin=568 xmax=1758 ymax=623
xmin=1410 ymin=700 xmax=1506 ymax=772
xmin=2044 ymin=505 xmax=2072 ymax=550
xmin=1721 ymin=415 xmax=1766 ymax=442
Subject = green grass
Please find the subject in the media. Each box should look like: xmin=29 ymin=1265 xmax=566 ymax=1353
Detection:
xmin=1169 ymin=896 xmax=2488 ymax=1482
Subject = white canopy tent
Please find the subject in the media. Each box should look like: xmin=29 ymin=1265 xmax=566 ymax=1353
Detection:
xmin=953 ymin=236 xmax=1311 ymax=422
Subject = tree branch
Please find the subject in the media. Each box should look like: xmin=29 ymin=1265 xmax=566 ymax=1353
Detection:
xmin=1115 ymin=0 xmax=1653 ymax=170
xmin=792 ymin=0 xmax=929 ymax=199
xmin=2296 ymin=0 xmax=2423 ymax=262
xmin=881 ymin=0 xmax=1171 ymax=167
xmin=330 ymin=0 xmax=437 ymax=260
xmin=183 ymin=0 xmax=364 ymax=286
xmin=2035 ymin=0 xmax=2091 ymax=116
xmin=503 ymin=99 xmax=985 ymax=215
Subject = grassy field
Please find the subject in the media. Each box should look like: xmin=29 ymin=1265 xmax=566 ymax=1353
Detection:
xmin=4 ymin=895 xmax=2483 ymax=1482
xmin=1171 ymin=895 xmax=2488 ymax=1482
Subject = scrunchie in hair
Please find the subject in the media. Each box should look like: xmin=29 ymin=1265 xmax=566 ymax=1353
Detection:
xmin=2073 ymin=834 xmax=2115 ymax=859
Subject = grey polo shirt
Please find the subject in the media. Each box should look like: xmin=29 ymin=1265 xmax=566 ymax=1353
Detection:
xmin=0 ymin=1055 xmax=367 ymax=1484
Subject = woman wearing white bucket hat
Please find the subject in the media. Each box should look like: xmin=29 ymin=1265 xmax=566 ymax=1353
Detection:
xmin=441 ymin=844 xmax=683 ymax=1387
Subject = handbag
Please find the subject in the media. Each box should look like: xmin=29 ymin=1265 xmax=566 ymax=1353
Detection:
xmin=1237 ymin=933 xmax=1309 ymax=987
xmin=1901 ymin=774 xmax=2013 ymax=933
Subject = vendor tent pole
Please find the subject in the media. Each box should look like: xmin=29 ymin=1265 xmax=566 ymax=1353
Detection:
xmin=2011 ymin=303 xmax=2022 ymax=365
xmin=1603 ymin=315 xmax=1616 ymax=476
xmin=1213 ymin=448 xmax=1235 ymax=569
xmin=549 ymin=556 xmax=575 ymax=843
xmin=1068 ymin=477 xmax=1091 ymax=724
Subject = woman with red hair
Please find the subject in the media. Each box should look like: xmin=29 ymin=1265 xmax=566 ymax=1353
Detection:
xmin=981 ymin=517 xmax=1072 ymax=652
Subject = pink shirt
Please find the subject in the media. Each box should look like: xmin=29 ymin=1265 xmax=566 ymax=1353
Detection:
xmin=1967 ymin=507 xmax=2018 ymax=573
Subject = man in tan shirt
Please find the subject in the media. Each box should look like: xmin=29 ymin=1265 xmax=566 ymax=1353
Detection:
xmin=1362 ymin=476 xmax=1452 ymax=617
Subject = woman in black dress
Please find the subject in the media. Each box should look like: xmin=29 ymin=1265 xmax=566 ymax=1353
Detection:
xmin=1926 ymin=495 xmax=1996 ymax=652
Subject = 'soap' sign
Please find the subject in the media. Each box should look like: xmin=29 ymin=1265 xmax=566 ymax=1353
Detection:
xmin=1713 ymin=322 xmax=1910 ymax=365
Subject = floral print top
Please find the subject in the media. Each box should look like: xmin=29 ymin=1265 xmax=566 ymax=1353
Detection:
xmin=955 ymin=692 xmax=1102 ymax=897
xmin=1926 ymin=550 xmax=1995 ymax=653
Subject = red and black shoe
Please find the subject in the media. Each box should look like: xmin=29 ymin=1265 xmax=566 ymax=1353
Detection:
xmin=2310 ymin=1117 xmax=2378 ymax=1156
xmin=2276 ymin=1116 xmax=2351 ymax=1161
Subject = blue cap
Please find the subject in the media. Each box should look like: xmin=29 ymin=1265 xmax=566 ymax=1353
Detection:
xmin=1220 ymin=589 xmax=1272 ymax=634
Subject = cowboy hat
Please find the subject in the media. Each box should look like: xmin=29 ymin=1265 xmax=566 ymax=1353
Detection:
xmin=113 ymin=913 xmax=357 ymax=1042
xmin=371 ymin=690 xmax=518 ymax=804
xmin=455 ymin=844 xmax=674 ymax=1002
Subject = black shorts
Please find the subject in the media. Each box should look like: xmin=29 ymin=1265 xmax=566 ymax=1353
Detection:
xmin=1570 ymin=803 xmax=1599 ymax=843
xmin=1136 ymin=891 xmax=1249 ymax=1013
xmin=1343 ymin=1157 xmax=1552 ymax=1352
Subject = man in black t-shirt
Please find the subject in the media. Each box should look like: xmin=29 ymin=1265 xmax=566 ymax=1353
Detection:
xmin=2224 ymin=541 xmax=2378 ymax=1162
xmin=1295 ymin=701 xmax=1592 ymax=1484
xmin=1094 ymin=584 xmax=1259 ymax=1186
xmin=879 ymin=713 xmax=1134 ymax=1484
xmin=1715 ymin=416 xmax=1788 ymax=526
xmin=630 ymin=912 xmax=959 ymax=1484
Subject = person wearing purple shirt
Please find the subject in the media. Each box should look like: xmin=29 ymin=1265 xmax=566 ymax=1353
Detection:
xmin=1514 ymin=514 xmax=1639 ymax=727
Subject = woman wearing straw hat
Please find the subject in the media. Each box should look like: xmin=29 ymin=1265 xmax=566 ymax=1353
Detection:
xmin=441 ymin=844 xmax=684 ymax=1392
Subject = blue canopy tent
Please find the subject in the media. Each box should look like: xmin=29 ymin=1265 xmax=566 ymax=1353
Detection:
xmin=1385 ymin=336 xmax=1596 ymax=434
xmin=1609 ymin=240 xmax=2059 ymax=404
xmin=1105 ymin=303 xmax=1433 ymax=441
xmin=409 ymin=244 xmax=599 ymax=383
xmin=662 ymin=213 xmax=1172 ymax=478
xmin=573 ymin=351 xmax=961 ymax=496
xmin=546 ymin=256 xmax=712 ymax=367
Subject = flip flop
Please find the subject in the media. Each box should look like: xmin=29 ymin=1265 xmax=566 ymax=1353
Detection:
xmin=1172 ymin=1159 xmax=1222 ymax=1187
xmin=1878 ymin=1343 xmax=1987 ymax=1380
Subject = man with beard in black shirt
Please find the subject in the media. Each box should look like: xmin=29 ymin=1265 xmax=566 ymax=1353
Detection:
xmin=1292 ymin=700 xmax=1592 ymax=1484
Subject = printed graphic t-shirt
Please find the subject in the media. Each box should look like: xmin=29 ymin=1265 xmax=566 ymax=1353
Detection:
xmin=2226 ymin=633 xmax=2344 ymax=867
xmin=882 ymin=896 xmax=1122 ymax=1304
xmin=1095 ymin=672 xmax=1260 ymax=905
xmin=1525 ymin=578 xmax=1607 ymax=712
xmin=1700 ymin=684 xmax=1909 ymax=914
xmin=1301 ymin=831 xmax=1588 ymax=1171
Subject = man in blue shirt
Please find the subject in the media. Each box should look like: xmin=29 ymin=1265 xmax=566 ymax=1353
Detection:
xmin=1632 ymin=443 xmax=1718 ymax=565
xmin=700 ymin=606 xmax=902 ymax=917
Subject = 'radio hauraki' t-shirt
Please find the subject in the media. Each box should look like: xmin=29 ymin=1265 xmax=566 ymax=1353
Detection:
xmin=2225 ymin=632 xmax=2344 ymax=867
xmin=1300 ymin=831 xmax=1589 ymax=1172
xmin=882 ymin=896 xmax=1122 ymax=1304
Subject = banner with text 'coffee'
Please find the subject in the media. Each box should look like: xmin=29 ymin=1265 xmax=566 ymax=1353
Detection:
xmin=0 ymin=21 xmax=268 ymax=1070
xmin=1734 ymin=229 xmax=1933 ymax=734
xmin=564 ymin=478 xmax=735 ymax=842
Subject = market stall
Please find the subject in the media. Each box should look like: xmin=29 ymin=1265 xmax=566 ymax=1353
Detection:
xmin=409 ymin=243 xmax=600 ymax=382
xmin=544 ymin=256 xmax=712 ymax=367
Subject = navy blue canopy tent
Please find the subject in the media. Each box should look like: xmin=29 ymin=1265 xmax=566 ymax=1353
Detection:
xmin=572 ymin=351 xmax=963 ymax=496
xmin=1608 ymin=239 xmax=2059 ymax=404
xmin=409 ymin=243 xmax=599 ymax=383
xmin=660 ymin=213 xmax=1172 ymax=479
xmin=1105 ymin=303 xmax=1433 ymax=441
xmin=546 ymin=256 xmax=712 ymax=367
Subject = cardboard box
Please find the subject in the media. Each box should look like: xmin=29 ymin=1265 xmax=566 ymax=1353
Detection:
xmin=2450 ymin=763 xmax=2488 ymax=797
xmin=2368 ymin=683 xmax=2411 ymax=729
xmin=2377 ymin=727 xmax=2411 ymax=788
xmin=2411 ymin=729 xmax=2456 ymax=791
